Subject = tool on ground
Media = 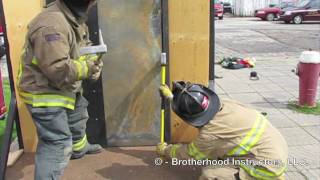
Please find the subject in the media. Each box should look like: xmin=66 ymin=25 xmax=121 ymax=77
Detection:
xmin=79 ymin=29 xmax=107 ymax=61
xmin=160 ymin=53 xmax=167 ymax=144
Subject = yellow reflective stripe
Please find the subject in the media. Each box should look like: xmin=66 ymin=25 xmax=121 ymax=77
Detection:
xmin=31 ymin=58 xmax=38 ymax=65
xmin=17 ymin=49 xmax=26 ymax=86
xmin=33 ymin=102 xmax=74 ymax=110
xmin=83 ymin=61 xmax=88 ymax=78
xmin=19 ymin=92 xmax=74 ymax=102
xmin=78 ymin=55 xmax=98 ymax=62
xmin=170 ymin=144 xmax=180 ymax=158
xmin=240 ymin=164 xmax=286 ymax=180
xmin=78 ymin=55 xmax=87 ymax=62
xmin=74 ymin=60 xmax=88 ymax=80
xmin=227 ymin=113 xmax=267 ymax=156
xmin=73 ymin=134 xmax=87 ymax=151
xmin=187 ymin=142 xmax=207 ymax=160
xmin=74 ymin=61 xmax=83 ymax=80
xmin=19 ymin=92 xmax=75 ymax=110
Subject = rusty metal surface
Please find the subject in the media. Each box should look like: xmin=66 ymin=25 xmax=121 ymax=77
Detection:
xmin=98 ymin=0 xmax=162 ymax=146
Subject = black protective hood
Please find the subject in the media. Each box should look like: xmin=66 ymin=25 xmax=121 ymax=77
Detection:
xmin=62 ymin=0 xmax=94 ymax=22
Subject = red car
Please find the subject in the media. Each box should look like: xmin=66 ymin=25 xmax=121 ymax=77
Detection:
xmin=279 ymin=0 xmax=320 ymax=24
xmin=0 ymin=24 xmax=7 ymax=120
xmin=214 ymin=0 xmax=224 ymax=20
xmin=255 ymin=1 xmax=297 ymax=21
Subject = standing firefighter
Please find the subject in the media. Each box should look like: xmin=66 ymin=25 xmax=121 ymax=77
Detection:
xmin=17 ymin=0 xmax=104 ymax=179
xmin=158 ymin=82 xmax=288 ymax=180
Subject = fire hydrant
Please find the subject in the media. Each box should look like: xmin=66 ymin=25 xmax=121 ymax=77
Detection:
xmin=296 ymin=51 xmax=320 ymax=107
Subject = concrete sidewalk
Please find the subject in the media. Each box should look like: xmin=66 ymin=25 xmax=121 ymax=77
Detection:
xmin=214 ymin=57 xmax=320 ymax=180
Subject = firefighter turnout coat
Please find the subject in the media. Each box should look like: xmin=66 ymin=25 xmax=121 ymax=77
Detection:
xmin=18 ymin=0 xmax=94 ymax=110
xmin=163 ymin=99 xmax=288 ymax=180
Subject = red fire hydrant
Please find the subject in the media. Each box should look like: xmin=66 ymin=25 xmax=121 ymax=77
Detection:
xmin=297 ymin=51 xmax=320 ymax=107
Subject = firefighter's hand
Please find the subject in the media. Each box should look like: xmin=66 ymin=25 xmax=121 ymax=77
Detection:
xmin=91 ymin=60 xmax=103 ymax=81
xmin=159 ymin=85 xmax=173 ymax=100
xmin=87 ymin=60 xmax=103 ymax=81
xmin=156 ymin=142 xmax=168 ymax=156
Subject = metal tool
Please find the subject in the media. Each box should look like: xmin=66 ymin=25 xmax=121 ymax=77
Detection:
xmin=79 ymin=29 xmax=107 ymax=56
xmin=160 ymin=52 xmax=167 ymax=143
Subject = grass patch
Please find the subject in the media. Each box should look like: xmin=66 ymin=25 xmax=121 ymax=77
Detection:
xmin=288 ymin=101 xmax=320 ymax=115
xmin=0 ymin=78 xmax=16 ymax=150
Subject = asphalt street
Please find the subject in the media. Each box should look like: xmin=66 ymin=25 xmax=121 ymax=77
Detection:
xmin=215 ymin=16 xmax=320 ymax=59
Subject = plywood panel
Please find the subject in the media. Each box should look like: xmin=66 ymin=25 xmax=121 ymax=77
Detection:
xmin=3 ymin=0 xmax=43 ymax=152
xmin=169 ymin=0 xmax=210 ymax=143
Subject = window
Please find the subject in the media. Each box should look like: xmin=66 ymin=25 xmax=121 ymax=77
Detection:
xmin=309 ymin=0 xmax=320 ymax=9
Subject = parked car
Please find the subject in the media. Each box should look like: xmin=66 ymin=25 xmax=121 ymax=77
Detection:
xmin=254 ymin=1 xmax=297 ymax=21
xmin=279 ymin=0 xmax=320 ymax=24
xmin=0 ymin=24 xmax=6 ymax=120
xmin=213 ymin=0 xmax=224 ymax=20
xmin=222 ymin=2 xmax=232 ymax=13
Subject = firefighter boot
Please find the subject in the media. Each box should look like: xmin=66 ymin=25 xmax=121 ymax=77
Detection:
xmin=71 ymin=143 xmax=103 ymax=159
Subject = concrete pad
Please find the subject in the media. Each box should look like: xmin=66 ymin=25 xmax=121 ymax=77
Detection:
xmin=279 ymin=127 xmax=318 ymax=146
xmin=258 ymin=70 xmax=289 ymax=77
xmin=267 ymin=114 xmax=297 ymax=128
xmin=218 ymin=94 xmax=232 ymax=100
xmin=272 ymin=102 xmax=320 ymax=126
xmin=218 ymin=83 xmax=256 ymax=94
xmin=284 ymin=171 xmax=307 ymax=180
xmin=278 ymin=82 xmax=299 ymax=93
xmin=260 ymin=91 xmax=295 ymax=103
xmin=250 ymin=102 xmax=283 ymax=115
xmin=267 ymin=77 xmax=297 ymax=85
xmin=228 ymin=93 xmax=266 ymax=104
xmin=288 ymin=144 xmax=320 ymax=171
xmin=282 ymin=111 xmax=320 ymax=127
xmin=6 ymin=147 xmax=202 ymax=180
xmin=248 ymin=83 xmax=284 ymax=92
xmin=214 ymin=84 xmax=227 ymax=95
xmin=300 ymin=169 xmax=320 ymax=180
xmin=303 ymin=126 xmax=320 ymax=141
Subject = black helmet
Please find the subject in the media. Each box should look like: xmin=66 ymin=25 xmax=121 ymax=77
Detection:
xmin=172 ymin=81 xmax=221 ymax=127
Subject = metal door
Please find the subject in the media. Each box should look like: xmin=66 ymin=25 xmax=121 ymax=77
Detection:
xmin=98 ymin=0 xmax=162 ymax=146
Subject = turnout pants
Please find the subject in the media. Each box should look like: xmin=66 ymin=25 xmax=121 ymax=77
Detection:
xmin=27 ymin=95 xmax=89 ymax=180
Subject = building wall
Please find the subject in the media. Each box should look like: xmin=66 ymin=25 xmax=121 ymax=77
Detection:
xmin=232 ymin=0 xmax=281 ymax=16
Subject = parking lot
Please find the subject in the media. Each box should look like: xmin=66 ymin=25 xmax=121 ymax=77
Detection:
xmin=215 ymin=16 xmax=320 ymax=59
xmin=214 ymin=16 xmax=320 ymax=179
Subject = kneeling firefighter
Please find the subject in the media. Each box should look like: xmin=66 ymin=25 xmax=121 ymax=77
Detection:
xmin=18 ymin=0 xmax=104 ymax=179
xmin=157 ymin=82 xmax=288 ymax=180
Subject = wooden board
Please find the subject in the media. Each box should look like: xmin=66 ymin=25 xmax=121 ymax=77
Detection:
xmin=168 ymin=0 xmax=210 ymax=143
xmin=2 ymin=0 xmax=43 ymax=152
